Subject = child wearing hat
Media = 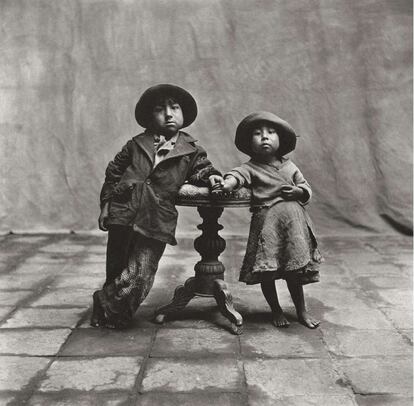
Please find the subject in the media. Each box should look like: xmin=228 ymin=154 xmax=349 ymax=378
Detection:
xmin=91 ymin=84 xmax=222 ymax=329
xmin=216 ymin=112 xmax=322 ymax=329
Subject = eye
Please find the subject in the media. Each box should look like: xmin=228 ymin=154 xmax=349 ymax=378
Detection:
xmin=268 ymin=128 xmax=276 ymax=134
xmin=252 ymin=130 xmax=261 ymax=136
xmin=153 ymin=106 xmax=163 ymax=113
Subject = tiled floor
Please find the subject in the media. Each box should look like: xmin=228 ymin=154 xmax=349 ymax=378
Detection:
xmin=0 ymin=233 xmax=412 ymax=405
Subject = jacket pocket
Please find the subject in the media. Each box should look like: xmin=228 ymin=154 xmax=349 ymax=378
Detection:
xmin=153 ymin=202 xmax=178 ymax=235
xmin=112 ymin=182 xmax=136 ymax=203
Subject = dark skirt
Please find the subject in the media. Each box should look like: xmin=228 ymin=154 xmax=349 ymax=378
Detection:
xmin=239 ymin=201 xmax=323 ymax=285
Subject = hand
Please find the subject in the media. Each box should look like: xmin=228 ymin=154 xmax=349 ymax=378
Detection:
xmin=208 ymin=175 xmax=224 ymax=193
xmin=214 ymin=176 xmax=238 ymax=196
xmin=98 ymin=202 xmax=109 ymax=231
xmin=280 ymin=185 xmax=304 ymax=201
xmin=222 ymin=177 xmax=237 ymax=193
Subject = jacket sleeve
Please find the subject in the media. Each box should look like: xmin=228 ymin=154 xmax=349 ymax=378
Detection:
xmin=291 ymin=162 xmax=312 ymax=205
xmin=186 ymin=145 xmax=221 ymax=186
xmin=99 ymin=140 xmax=133 ymax=208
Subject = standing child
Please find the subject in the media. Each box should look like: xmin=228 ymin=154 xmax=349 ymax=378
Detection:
xmin=216 ymin=112 xmax=322 ymax=328
xmin=91 ymin=84 xmax=222 ymax=329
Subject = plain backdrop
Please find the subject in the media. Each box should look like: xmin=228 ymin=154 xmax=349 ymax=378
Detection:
xmin=0 ymin=0 xmax=412 ymax=236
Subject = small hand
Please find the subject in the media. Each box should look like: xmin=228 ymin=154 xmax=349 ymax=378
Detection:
xmin=213 ymin=176 xmax=238 ymax=196
xmin=209 ymin=175 xmax=224 ymax=194
xmin=98 ymin=202 xmax=109 ymax=231
xmin=280 ymin=185 xmax=304 ymax=201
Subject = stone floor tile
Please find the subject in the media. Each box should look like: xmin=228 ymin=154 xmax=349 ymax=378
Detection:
xmin=141 ymin=358 xmax=242 ymax=392
xmin=83 ymin=245 xmax=107 ymax=255
xmin=24 ymin=255 xmax=69 ymax=264
xmin=151 ymin=328 xmax=238 ymax=357
xmin=0 ymin=291 xmax=33 ymax=306
xmin=80 ymin=254 xmax=106 ymax=263
xmin=241 ymin=324 xmax=327 ymax=358
xmin=0 ymin=274 xmax=50 ymax=290
xmin=338 ymin=358 xmax=413 ymax=395
xmin=306 ymin=288 xmax=370 ymax=309
xmin=52 ymin=275 xmax=102 ymax=289
xmin=1 ymin=308 xmax=87 ymax=328
xmin=322 ymin=329 xmax=412 ymax=357
xmin=248 ymin=394 xmax=358 ymax=406
xmin=39 ymin=242 xmax=84 ymax=254
xmin=38 ymin=357 xmax=143 ymax=392
xmin=376 ymin=289 xmax=412 ymax=308
xmin=0 ymin=394 xmax=16 ymax=406
xmin=136 ymin=392 xmax=245 ymax=406
xmin=30 ymin=289 xmax=92 ymax=307
xmin=62 ymin=262 xmax=105 ymax=276
xmin=12 ymin=262 xmax=56 ymax=275
xmin=8 ymin=236 xmax=48 ymax=244
xmin=61 ymin=327 xmax=153 ymax=356
xmin=345 ymin=262 xmax=402 ymax=277
xmin=244 ymin=359 xmax=350 ymax=396
xmin=400 ymin=330 xmax=413 ymax=343
xmin=0 ymin=329 xmax=71 ymax=355
xmin=319 ymin=307 xmax=395 ymax=330
xmin=381 ymin=307 xmax=413 ymax=330
xmin=28 ymin=392 xmax=130 ymax=405
xmin=355 ymin=276 xmax=412 ymax=290
xmin=0 ymin=307 xmax=14 ymax=321
xmin=354 ymin=394 xmax=413 ymax=406
xmin=0 ymin=356 xmax=50 ymax=390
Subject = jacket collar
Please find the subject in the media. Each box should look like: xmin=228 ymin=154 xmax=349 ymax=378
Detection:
xmin=133 ymin=131 xmax=197 ymax=165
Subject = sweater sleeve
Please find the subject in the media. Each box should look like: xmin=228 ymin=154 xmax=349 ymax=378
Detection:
xmin=186 ymin=145 xmax=221 ymax=186
xmin=225 ymin=164 xmax=252 ymax=190
xmin=291 ymin=162 xmax=312 ymax=205
xmin=99 ymin=140 xmax=133 ymax=208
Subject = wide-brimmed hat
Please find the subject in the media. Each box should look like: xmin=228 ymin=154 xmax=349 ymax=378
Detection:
xmin=135 ymin=84 xmax=198 ymax=129
xmin=235 ymin=111 xmax=297 ymax=156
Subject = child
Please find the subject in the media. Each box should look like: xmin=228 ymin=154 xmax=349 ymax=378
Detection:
xmin=91 ymin=84 xmax=222 ymax=329
xmin=216 ymin=111 xmax=322 ymax=329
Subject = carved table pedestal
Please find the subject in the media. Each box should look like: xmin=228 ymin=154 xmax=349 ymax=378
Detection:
xmin=153 ymin=184 xmax=251 ymax=335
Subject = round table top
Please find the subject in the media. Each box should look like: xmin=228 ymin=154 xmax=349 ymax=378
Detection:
xmin=176 ymin=184 xmax=251 ymax=208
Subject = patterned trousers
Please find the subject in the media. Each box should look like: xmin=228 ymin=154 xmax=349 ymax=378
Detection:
xmin=97 ymin=232 xmax=166 ymax=327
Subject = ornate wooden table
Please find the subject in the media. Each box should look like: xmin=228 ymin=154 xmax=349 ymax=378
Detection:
xmin=153 ymin=184 xmax=251 ymax=335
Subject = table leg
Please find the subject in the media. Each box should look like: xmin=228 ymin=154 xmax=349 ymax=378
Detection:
xmin=153 ymin=277 xmax=196 ymax=324
xmin=154 ymin=206 xmax=243 ymax=334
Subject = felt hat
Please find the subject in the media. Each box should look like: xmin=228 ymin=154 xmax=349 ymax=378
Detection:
xmin=235 ymin=111 xmax=297 ymax=156
xmin=135 ymin=84 xmax=198 ymax=129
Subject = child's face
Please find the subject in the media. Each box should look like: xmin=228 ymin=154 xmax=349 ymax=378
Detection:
xmin=151 ymin=98 xmax=184 ymax=136
xmin=251 ymin=124 xmax=280 ymax=156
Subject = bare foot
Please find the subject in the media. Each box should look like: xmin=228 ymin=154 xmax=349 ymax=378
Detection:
xmin=272 ymin=311 xmax=290 ymax=328
xmin=298 ymin=311 xmax=320 ymax=329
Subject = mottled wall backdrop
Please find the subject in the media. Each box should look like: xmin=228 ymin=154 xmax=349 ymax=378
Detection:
xmin=0 ymin=0 xmax=412 ymax=235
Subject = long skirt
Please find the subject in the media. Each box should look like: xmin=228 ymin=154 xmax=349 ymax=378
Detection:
xmin=240 ymin=201 xmax=323 ymax=285
xmin=95 ymin=233 xmax=166 ymax=327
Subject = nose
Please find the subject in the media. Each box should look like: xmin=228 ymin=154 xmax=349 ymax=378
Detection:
xmin=261 ymin=131 xmax=269 ymax=140
xmin=165 ymin=106 xmax=173 ymax=119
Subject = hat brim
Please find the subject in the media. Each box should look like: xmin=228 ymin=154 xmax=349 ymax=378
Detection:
xmin=235 ymin=112 xmax=297 ymax=156
xmin=135 ymin=84 xmax=198 ymax=129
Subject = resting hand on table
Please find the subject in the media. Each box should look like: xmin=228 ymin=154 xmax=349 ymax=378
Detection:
xmin=210 ymin=175 xmax=238 ymax=195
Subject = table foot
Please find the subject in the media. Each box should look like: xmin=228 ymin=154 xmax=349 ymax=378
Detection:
xmin=213 ymin=279 xmax=243 ymax=334
xmin=153 ymin=277 xmax=196 ymax=323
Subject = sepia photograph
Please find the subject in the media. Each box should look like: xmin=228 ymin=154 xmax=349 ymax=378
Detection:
xmin=0 ymin=0 xmax=412 ymax=405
